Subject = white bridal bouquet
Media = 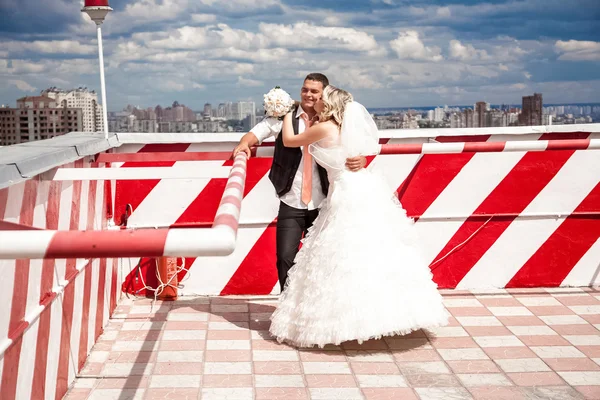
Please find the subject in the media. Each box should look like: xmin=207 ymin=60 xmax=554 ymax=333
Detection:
xmin=263 ymin=86 xmax=295 ymax=119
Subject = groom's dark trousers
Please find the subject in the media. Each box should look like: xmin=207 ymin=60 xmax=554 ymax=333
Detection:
xmin=276 ymin=202 xmax=319 ymax=291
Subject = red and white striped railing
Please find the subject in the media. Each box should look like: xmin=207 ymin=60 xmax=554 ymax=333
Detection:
xmin=92 ymin=138 xmax=599 ymax=165
xmin=0 ymin=153 xmax=248 ymax=260
xmin=378 ymin=138 xmax=600 ymax=155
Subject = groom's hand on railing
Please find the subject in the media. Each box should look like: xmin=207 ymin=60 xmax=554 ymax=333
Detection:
xmin=233 ymin=142 xmax=251 ymax=159
xmin=233 ymin=132 xmax=259 ymax=159
xmin=345 ymin=156 xmax=367 ymax=172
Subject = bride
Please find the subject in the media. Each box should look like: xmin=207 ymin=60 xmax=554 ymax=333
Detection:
xmin=268 ymin=85 xmax=449 ymax=348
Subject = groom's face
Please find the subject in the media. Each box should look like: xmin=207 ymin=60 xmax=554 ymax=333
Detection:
xmin=300 ymin=79 xmax=324 ymax=112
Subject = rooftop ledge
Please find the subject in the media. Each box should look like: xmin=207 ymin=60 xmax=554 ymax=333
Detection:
xmin=1 ymin=123 xmax=599 ymax=190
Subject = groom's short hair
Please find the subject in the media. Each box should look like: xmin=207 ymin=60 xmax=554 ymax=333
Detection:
xmin=305 ymin=73 xmax=329 ymax=89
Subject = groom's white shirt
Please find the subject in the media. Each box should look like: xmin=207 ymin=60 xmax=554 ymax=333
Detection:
xmin=251 ymin=105 xmax=325 ymax=211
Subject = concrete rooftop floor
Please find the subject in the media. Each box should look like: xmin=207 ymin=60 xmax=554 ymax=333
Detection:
xmin=64 ymin=287 xmax=600 ymax=400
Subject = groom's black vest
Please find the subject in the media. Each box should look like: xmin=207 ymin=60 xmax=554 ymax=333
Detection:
xmin=268 ymin=106 xmax=330 ymax=199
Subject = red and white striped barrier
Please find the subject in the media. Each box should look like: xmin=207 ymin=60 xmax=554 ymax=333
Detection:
xmin=92 ymin=138 xmax=599 ymax=165
xmin=0 ymin=153 xmax=248 ymax=260
xmin=378 ymin=138 xmax=600 ymax=155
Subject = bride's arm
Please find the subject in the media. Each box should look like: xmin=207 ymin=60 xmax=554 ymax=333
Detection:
xmin=282 ymin=112 xmax=329 ymax=147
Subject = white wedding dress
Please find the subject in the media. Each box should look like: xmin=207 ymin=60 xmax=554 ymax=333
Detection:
xmin=269 ymin=102 xmax=449 ymax=348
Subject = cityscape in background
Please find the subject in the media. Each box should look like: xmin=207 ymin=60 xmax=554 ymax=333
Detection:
xmin=1 ymin=86 xmax=599 ymax=146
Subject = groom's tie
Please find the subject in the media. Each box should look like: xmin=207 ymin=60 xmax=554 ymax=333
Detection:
xmin=300 ymin=113 xmax=313 ymax=206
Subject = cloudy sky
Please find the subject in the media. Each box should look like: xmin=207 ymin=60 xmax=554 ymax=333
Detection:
xmin=1 ymin=0 xmax=599 ymax=111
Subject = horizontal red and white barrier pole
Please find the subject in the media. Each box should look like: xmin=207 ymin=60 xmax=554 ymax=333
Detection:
xmin=0 ymin=153 xmax=248 ymax=260
xmin=379 ymin=138 xmax=599 ymax=155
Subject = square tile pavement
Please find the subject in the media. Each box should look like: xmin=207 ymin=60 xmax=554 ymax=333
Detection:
xmin=65 ymin=288 xmax=600 ymax=399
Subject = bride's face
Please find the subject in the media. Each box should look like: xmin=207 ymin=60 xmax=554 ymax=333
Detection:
xmin=314 ymin=98 xmax=324 ymax=114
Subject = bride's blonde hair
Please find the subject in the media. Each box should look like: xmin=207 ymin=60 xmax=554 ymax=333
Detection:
xmin=319 ymin=85 xmax=353 ymax=125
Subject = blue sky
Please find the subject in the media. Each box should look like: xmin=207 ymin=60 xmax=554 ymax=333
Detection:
xmin=1 ymin=0 xmax=599 ymax=111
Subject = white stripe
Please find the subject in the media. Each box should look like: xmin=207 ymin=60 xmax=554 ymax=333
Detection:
xmin=0 ymin=231 xmax=55 ymax=259
xmin=44 ymin=289 xmax=63 ymax=400
xmin=255 ymin=147 xmax=274 ymax=157
xmin=562 ymin=239 xmax=600 ymax=287
xmin=53 ymin=165 xmax=231 ymax=180
xmin=416 ymin=151 xmax=528 ymax=265
xmin=15 ymin=312 xmax=39 ymax=400
xmin=423 ymin=142 xmax=465 ymax=154
xmin=458 ymin=150 xmax=600 ymax=289
xmin=504 ymin=140 xmax=548 ymax=152
xmin=163 ymin=228 xmax=234 ymax=257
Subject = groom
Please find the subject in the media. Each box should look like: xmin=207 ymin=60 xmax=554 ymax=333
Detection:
xmin=233 ymin=73 xmax=367 ymax=291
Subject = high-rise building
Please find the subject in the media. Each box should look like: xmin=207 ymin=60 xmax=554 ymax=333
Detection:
xmin=519 ymin=93 xmax=543 ymax=126
xmin=203 ymin=103 xmax=212 ymax=117
xmin=42 ymin=87 xmax=103 ymax=133
xmin=475 ymin=101 xmax=488 ymax=128
xmin=0 ymin=95 xmax=82 ymax=145
xmin=236 ymin=102 xmax=256 ymax=121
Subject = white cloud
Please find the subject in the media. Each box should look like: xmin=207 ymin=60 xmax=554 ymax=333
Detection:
xmin=8 ymin=80 xmax=36 ymax=92
xmin=237 ymin=76 xmax=262 ymax=87
xmin=510 ymin=83 xmax=527 ymax=90
xmin=156 ymin=80 xmax=186 ymax=92
xmin=259 ymin=22 xmax=381 ymax=53
xmin=449 ymin=40 xmax=490 ymax=61
xmin=325 ymin=65 xmax=383 ymax=90
xmin=390 ymin=31 xmax=443 ymax=62
xmin=198 ymin=0 xmax=280 ymax=12
xmin=0 ymin=40 xmax=95 ymax=55
xmin=436 ymin=7 xmax=451 ymax=18
xmin=191 ymin=13 xmax=217 ymax=23
xmin=555 ymin=40 xmax=600 ymax=61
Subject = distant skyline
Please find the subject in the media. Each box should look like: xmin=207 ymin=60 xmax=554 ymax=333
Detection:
xmin=1 ymin=0 xmax=599 ymax=110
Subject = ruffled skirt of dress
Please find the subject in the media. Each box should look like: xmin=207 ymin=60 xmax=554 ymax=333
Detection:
xmin=269 ymin=169 xmax=450 ymax=348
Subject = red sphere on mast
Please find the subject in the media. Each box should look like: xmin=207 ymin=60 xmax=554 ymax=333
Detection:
xmin=84 ymin=0 xmax=110 ymax=6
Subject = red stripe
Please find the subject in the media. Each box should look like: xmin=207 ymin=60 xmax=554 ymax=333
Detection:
xmin=114 ymin=143 xmax=190 ymax=226
xmin=31 ymin=181 xmax=62 ymax=399
xmin=380 ymin=143 xmax=423 ymax=154
xmin=78 ymin=178 xmax=98 ymax=369
xmin=219 ymin=195 xmax=243 ymax=209
xmin=221 ymin=226 xmax=277 ymax=295
xmin=0 ymin=187 xmax=8 ymax=218
xmin=398 ymin=135 xmax=491 ymax=220
xmin=546 ymin=138 xmax=591 ymax=151
xmin=507 ymin=182 xmax=600 ymax=287
xmin=110 ymin=258 xmax=118 ymax=313
xmin=0 ymin=179 xmax=38 ymax=400
xmin=214 ymin=214 xmax=240 ymax=231
xmin=55 ymin=160 xmax=83 ymax=400
xmin=97 ymin=151 xmax=233 ymax=162
xmin=463 ymin=141 xmax=506 ymax=153
xmin=432 ymin=132 xmax=591 ymax=289
xmin=45 ymin=229 xmax=170 ymax=258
